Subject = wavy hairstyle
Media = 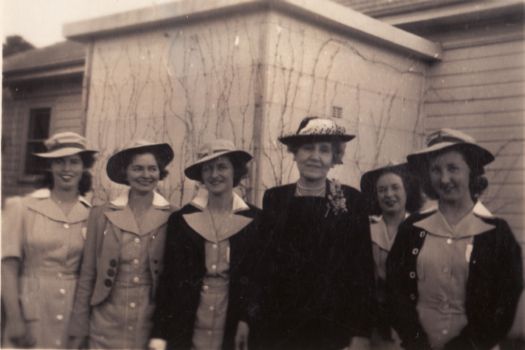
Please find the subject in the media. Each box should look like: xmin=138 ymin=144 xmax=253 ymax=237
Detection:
xmin=39 ymin=152 xmax=97 ymax=196
xmin=419 ymin=147 xmax=489 ymax=201
xmin=365 ymin=167 xmax=423 ymax=216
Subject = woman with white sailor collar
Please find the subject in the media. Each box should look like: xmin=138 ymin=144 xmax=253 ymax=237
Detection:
xmin=2 ymin=132 xmax=97 ymax=349
xmin=386 ymin=129 xmax=523 ymax=350
xmin=67 ymin=140 xmax=175 ymax=349
xmin=360 ymin=161 xmax=423 ymax=349
xmin=149 ymin=139 xmax=260 ymax=350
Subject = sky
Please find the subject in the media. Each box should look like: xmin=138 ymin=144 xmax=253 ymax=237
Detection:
xmin=2 ymin=0 xmax=177 ymax=48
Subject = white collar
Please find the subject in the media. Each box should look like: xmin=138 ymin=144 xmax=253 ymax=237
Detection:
xmin=191 ymin=188 xmax=250 ymax=213
xmin=109 ymin=187 xmax=170 ymax=209
xmin=414 ymin=201 xmax=494 ymax=238
xmin=369 ymin=215 xmax=382 ymax=224
xmin=30 ymin=188 xmax=91 ymax=207
xmin=471 ymin=201 xmax=494 ymax=219
xmin=369 ymin=212 xmax=410 ymax=223
xmin=369 ymin=213 xmax=409 ymax=251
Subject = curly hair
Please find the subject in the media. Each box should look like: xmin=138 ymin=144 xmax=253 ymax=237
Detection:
xmin=39 ymin=152 xmax=96 ymax=196
xmin=419 ymin=147 xmax=489 ymax=201
xmin=114 ymin=150 xmax=170 ymax=186
xmin=366 ymin=167 xmax=423 ymax=216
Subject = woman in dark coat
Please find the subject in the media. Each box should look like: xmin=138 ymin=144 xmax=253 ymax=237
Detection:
xmin=150 ymin=139 xmax=260 ymax=350
xmin=250 ymin=117 xmax=375 ymax=350
xmin=386 ymin=128 xmax=523 ymax=350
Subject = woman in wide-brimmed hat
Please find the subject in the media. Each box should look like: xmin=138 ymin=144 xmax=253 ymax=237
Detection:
xmin=250 ymin=117 xmax=375 ymax=349
xmin=68 ymin=140 xmax=175 ymax=349
xmin=2 ymin=132 xmax=97 ymax=348
xmin=360 ymin=161 xmax=422 ymax=349
xmin=150 ymin=139 xmax=260 ymax=350
xmin=387 ymin=128 xmax=523 ymax=350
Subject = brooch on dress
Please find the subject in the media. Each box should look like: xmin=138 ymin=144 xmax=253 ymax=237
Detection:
xmin=325 ymin=179 xmax=348 ymax=217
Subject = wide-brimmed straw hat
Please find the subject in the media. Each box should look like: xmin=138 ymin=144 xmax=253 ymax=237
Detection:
xmin=33 ymin=132 xmax=98 ymax=158
xmin=360 ymin=161 xmax=409 ymax=196
xmin=407 ymin=128 xmax=494 ymax=170
xmin=106 ymin=140 xmax=174 ymax=184
xmin=184 ymin=139 xmax=252 ymax=181
xmin=278 ymin=117 xmax=355 ymax=146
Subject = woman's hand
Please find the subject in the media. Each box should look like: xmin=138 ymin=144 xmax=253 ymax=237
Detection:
xmin=148 ymin=338 xmax=167 ymax=350
xmin=5 ymin=318 xmax=35 ymax=348
xmin=234 ymin=321 xmax=250 ymax=350
xmin=67 ymin=335 xmax=88 ymax=349
xmin=347 ymin=336 xmax=370 ymax=350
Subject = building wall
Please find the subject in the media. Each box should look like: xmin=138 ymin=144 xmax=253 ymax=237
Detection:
xmin=82 ymin=8 xmax=430 ymax=207
xmin=84 ymin=11 xmax=267 ymax=207
xmin=258 ymin=11 xmax=428 ymax=193
xmin=1 ymin=77 xmax=84 ymax=198
xmin=422 ymin=19 xmax=525 ymax=337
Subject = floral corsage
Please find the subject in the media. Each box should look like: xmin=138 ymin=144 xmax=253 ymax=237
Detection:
xmin=325 ymin=179 xmax=348 ymax=217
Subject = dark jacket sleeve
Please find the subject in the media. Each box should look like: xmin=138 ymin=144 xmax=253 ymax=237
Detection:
xmin=386 ymin=220 xmax=432 ymax=350
xmin=444 ymin=220 xmax=523 ymax=350
xmin=236 ymin=206 xmax=262 ymax=325
xmin=151 ymin=211 xmax=199 ymax=348
xmin=344 ymin=187 xmax=375 ymax=338
xmin=150 ymin=212 xmax=176 ymax=340
xmin=244 ymin=190 xmax=275 ymax=326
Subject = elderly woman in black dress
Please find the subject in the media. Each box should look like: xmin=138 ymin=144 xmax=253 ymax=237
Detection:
xmin=387 ymin=128 xmax=523 ymax=350
xmin=251 ymin=117 xmax=375 ymax=350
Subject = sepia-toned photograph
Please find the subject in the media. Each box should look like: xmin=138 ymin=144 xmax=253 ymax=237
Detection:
xmin=2 ymin=0 xmax=524 ymax=349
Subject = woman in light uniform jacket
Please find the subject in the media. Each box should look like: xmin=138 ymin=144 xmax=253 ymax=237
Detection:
xmin=386 ymin=128 xmax=523 ymax=350
xmin=2 ymin=132 xmax=97 ymax=348
xmin=68 ymin=140 xmax=175 ymax=349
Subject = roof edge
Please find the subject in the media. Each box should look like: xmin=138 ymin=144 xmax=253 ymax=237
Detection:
xmin=4 ymin=59 xmax=85 ymax=76
xmin=271 ymin=0 xmax=442 ymax=60
xmin=382 ymin=0 xmax=524 ymax=28
xmin=64 ymin=0 xmax=442 ymax=61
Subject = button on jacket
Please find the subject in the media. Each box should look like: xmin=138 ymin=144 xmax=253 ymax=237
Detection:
xmin=2 ymin=188 xmax=91 ymax=348
xmin=68 ymin=190 xmax=174 ymax=339
xmin=151 ymin=191 xmax=261 ymax=350
xmin=386 ymin=202 xmax=523 ymax=350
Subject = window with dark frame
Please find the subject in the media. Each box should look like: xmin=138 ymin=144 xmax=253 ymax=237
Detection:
xmin=24 ymin=108 xmax=51 ymax=175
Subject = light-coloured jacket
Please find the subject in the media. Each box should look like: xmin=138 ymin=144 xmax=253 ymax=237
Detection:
xmin=68 ymin=191 xmax=174 ymax=337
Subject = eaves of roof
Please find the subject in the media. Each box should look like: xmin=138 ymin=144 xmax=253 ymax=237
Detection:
xmin=3 ymin=40 xmax=86 ymax=76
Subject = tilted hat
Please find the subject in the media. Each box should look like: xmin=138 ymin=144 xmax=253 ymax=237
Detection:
xmin=33 ymin=132 xmax=98 ymax=158
xmin=184 ymin=139 xmax=252 ymax=181
xmin=278 ymin=117 xmax=355 ymax=146
xmin=407 ymin=128 xmax=494 ymax=170
xmin=360 ymin=160 xmax=409 ymax=196
xmin=106 ymin=140 xmax=174 ymax=185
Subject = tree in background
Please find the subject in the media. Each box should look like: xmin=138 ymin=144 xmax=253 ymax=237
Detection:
xmin=3 ymin=35 xmax=35 ymax=57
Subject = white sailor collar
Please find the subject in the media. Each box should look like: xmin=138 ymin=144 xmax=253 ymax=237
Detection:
xmin=105 ymin=188 xmax=171 ymax=235
xmin=414 ymin=201 xmax=495 ymax=239
xmin=109 ymin=188 xmax=170 ymax=209
xmin=30 ymin=188 xmax=91 ymax=207
xmin=25 ymin=188 xmax=91 ymax=223
xmin=190 ymin=188 xmax=250 ymax=213
xmin=369 ymin=213 xmax=409 ymax=251
xmin=183 ymin=189 xmax=252 ymax=243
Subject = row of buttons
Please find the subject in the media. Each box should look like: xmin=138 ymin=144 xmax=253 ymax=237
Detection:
xmin=407 ymin=232 xmax=425 ymax=301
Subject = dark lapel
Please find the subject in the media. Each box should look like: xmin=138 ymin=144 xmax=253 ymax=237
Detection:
xmin=229 ymin=207 xmax=257 ymax=273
